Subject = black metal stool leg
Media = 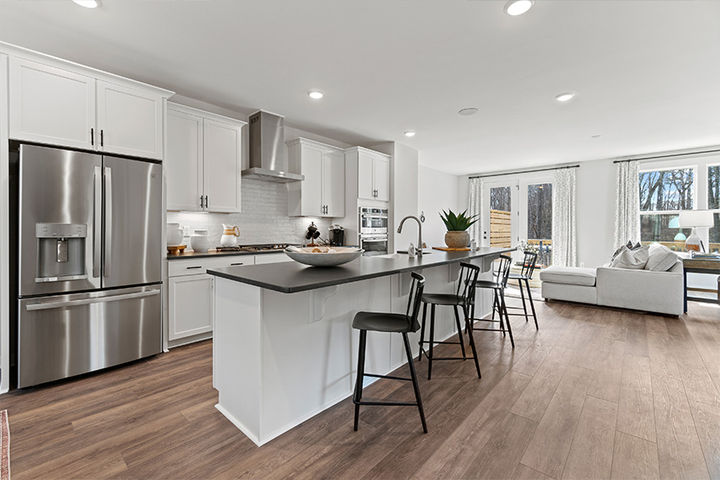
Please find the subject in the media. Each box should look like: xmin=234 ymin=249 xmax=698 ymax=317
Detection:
xmin=495 ymin=288 xmax=506 ymax=336
xmin=525 ymin=279 xmax=539 ymax=330
xmin=402 ymin=332 xmax=428 ymax=433
xmin=462 ymin=305 xmax=482 ymax=379
xmin=491 ymin=289 xmax=498 ymax=321
xmin=518 ymin=278 xmax=529 ymax=322
xmin=453 ymin=305 xmax=467 ymax=360
xmin=418 ymin=302 xmax=427 ymax=362
xmin=428 ymin=304 xmax=436 ymax=380
xmin=353 ymin=330 xmax=367 ymax=431
xmin=500 ymin=289 xmax=515 ymax=347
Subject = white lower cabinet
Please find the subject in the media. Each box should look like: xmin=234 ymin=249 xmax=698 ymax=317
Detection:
xmin=166 ymin=255 xmax=254 ymax=345
xmin=168 ymin=274 xmax=214 ymax=341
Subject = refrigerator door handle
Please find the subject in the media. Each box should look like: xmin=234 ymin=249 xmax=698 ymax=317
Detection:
xmin=25 ymin=289 xmax=160 ymax=311
xmin=104 ymin=166 xmax=112 ymax=277
xmin=93 ymin=165 xmax=102 ymax=278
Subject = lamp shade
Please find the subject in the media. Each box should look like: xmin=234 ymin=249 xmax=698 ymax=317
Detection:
xmin=678 ymin=210 xmax=715 ymax=228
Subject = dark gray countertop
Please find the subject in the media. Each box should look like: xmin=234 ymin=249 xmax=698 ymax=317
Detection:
xmin=167 ymin=249 xmax=289 ymax=260
xmin=207 ymin=247 xmax=514 ymax=293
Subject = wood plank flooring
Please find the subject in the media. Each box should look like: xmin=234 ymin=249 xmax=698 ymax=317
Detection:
xmin=2 ymin=297 xmax=720 ymax=479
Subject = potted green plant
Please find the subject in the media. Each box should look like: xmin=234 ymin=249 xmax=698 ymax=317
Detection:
xmin=440 ymin=209 xmax=479 ymax=248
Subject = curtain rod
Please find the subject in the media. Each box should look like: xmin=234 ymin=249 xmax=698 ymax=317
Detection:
xmin=468 ymin=163 xmax=580 ymax=180
xmin=612 ymin=147 xmax=720 ymax=164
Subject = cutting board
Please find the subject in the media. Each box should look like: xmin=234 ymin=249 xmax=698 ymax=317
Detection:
xmin=433 ymin=246 xmax=471 ymax=252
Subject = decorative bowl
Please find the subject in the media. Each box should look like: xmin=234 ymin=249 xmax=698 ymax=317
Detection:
xmin=284 ymin=246 xmax=363 ymax=267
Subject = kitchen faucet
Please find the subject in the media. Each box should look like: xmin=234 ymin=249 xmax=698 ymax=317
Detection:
xmin=397 ymin=216 xmax=424 ymax=257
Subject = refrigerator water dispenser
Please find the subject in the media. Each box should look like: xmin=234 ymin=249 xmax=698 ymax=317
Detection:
xmin=35 ymin=223 xmax=87 ymax=282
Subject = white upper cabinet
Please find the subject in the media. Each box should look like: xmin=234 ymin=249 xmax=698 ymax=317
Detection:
xmin=165 ymin=103 xmax=244 ymax=213
xmin=348 ymin=147 xmax=391 ymax=202
xmin=202 ymin=117 xmax=242 ymax=213
xmin=5 ymin=45 xmax=173 ymax=159
xmin=166 ymin=105 xmax=203 ymax=211
xmin=287 ymin=138 xmax=345 ymax=217
xmin=9 ymin=57 xmax=96 ymax=150
xmin=373 ymin=155 xmax=390 ymax=201
xmin=96 ymin=80 xmax=164 ymax=160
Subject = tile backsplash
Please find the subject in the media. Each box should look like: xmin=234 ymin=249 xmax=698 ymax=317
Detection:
xmin=167 ymin=177 xmax=332 ymax=247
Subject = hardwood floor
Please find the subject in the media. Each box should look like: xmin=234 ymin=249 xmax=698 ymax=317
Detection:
xmin=2 ymin=297 xmax=720 ymax=479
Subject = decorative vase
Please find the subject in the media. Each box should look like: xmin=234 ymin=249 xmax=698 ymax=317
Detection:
xmin=166 ymin=223 xmax=183 ymax=246
xmin=445 ymin=230 xmax=470 ymax=249
xmin=191 ymin=229 xmax=210 ymax=253
xmin=220 ymin=224 xmax=240 ymax=247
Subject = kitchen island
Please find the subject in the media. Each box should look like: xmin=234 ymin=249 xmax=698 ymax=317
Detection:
xmin=207 ymin=247 xmax=512 ymax=446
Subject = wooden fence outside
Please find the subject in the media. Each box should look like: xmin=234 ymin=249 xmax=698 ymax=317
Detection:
xmin=490 ymin=209 xmax=512 ymax=247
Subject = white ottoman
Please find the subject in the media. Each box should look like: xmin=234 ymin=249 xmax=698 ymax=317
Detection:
xmin=539 ymin=266 xmax=598 ymax=305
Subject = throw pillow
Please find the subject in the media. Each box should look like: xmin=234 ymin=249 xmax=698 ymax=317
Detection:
xmin=645 ymin=243 xmax=678 ymax=271
xmin=610 ymin=245 xmax=650 ymax=269
xmin=611 ymin=241 xmax=642 ymax=262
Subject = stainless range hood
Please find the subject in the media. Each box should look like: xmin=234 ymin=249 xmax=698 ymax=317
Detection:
xmin=243 ymin=110 xmax=304 ymax=182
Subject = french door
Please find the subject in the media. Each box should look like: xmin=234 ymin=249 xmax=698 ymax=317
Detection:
xmin=481 ymin=174 xmax=554 ymax=266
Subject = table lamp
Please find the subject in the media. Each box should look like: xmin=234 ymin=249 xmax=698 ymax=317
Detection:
xmin=678 ymin=210 xmax=714 ymax=252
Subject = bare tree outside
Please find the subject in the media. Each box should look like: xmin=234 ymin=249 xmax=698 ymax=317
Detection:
xmin=527 ymin=183 xmax=552 ymax=240
xmin=639 ymin=167 xmax=694 ymax=249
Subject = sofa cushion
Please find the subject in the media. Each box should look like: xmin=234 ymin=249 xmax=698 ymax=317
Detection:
xmin=539 ymin=266 xmax=597 ymax=286
xmin=645 ymin=243 xmax=679 ymax=272
xmin=610 ymin=245 xmax=649 ymax=269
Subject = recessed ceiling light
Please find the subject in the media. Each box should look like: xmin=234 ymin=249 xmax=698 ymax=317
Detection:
xmin=458 ymin=107 xmax=479 ymax=116
xmin=555 ymin=92 xmax=576 ymax=103
xmin=592 ymin=134 xmax=601 ymax=138
xmin=504 ymin=0 xmax=534 ymax=16
xmin=307 ymin=90 xmax=324 ymax=100
xmin=72 ymin=0 xmax=99 ymax=8
xmin=404 ymin=130 xmax=416 ymax=138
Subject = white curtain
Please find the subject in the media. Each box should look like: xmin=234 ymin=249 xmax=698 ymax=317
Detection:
xmin=614 ymin=160 xmax=640 ymax=248
xmin=552 ymin=168 xmax=577 ymax=267
xmin=468 ymin=177 xmax=482 ymax=245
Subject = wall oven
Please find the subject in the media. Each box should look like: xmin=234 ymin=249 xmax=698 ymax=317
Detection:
xmin=359 ymin=207 xmax=388 ymax=255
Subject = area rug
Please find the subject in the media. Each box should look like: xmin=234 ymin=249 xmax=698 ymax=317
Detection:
xmin=0 ymin=410 xmax=9 ymax=480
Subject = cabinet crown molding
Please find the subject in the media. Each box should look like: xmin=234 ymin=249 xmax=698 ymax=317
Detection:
xmin=344 ymin=145 xmax=391 ymax=158
xmin=168 ymin=102 xmax=247 ymax=127
xmin=286 ymin=137 xmax=344 ymax=153
xmin=0 ymin=40 xmax=174 ymax=98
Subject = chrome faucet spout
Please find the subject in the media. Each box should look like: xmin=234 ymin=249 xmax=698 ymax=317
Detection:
xmin=397 ymin=215 xmax=424 ymax=257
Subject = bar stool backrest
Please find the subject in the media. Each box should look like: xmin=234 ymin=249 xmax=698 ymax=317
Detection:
xmin=520 ymin=250 xmax=539 ymax=279
xmin=406 ymin=272 xmax=426 ymax=325
xmin=457 ymin=262 xmax=481 ymax=309
xmin=496 ymin=255 xmax=513 ymax=288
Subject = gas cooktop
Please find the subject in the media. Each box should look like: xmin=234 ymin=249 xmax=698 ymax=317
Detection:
xmin=216 ymin=243 xmax=295 ymax=253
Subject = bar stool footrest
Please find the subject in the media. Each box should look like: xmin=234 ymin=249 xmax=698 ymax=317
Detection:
xmin=353 ymin=400 xmax=419 ymax=407
xmin=363 ymin=373 xmax=412 ymax=382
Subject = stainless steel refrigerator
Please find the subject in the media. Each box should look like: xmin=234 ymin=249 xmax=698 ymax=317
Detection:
xmin=13 ymin=144 xmax=162 ymax=388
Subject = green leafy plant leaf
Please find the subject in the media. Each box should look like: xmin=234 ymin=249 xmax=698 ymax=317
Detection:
xmin=439 ymin=209 xmax=479 ymax=231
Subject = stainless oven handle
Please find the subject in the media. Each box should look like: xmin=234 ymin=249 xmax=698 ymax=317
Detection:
xmin=93 ymin=165 xmax=102 ymax=278
xmin=25 ymin=289 xmax=160 ymax=311
xmin=104 ymin=166 xmax=112 ymax=277
xmin=361 ymin=238 xmax=388 ymax=243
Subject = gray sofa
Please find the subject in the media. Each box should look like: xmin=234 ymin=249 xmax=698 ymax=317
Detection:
xmin=539 ymin=261 xmax=684 ymax=316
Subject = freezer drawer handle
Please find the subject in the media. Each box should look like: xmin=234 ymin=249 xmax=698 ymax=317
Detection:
xmin=25 ymin=289 xmax=160 ymax=311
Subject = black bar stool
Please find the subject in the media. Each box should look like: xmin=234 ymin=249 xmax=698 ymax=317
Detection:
xmin=352 ymin=272 xmax=427 ymax=433
xmin=418 ymin=262 xmax=482 ymax=380
xmin=506 ymin=250 xmax=539 ymax=329
xmin=470 ymin=254 xmax=515 ymax=348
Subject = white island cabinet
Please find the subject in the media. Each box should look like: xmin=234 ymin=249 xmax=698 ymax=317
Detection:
xmin=207 ymin=248 xmax=510 ymax=446
xmin=8 ymin=53 xmax=172 ymax=160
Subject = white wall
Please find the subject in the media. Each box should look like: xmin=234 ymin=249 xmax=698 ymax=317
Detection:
xmin=392 ymin=143 xmax=419 ymax=251
xmin=418 ymin=165 xmax=462 ymax=249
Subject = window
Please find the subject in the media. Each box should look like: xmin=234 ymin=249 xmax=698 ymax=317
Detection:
xmin=709 ymin=164 xmax=720 ymax=253
xmin=489 ymin=186 xmax=511 ymax=247
xmin=639 ymin=166 xmax=694 ymax=251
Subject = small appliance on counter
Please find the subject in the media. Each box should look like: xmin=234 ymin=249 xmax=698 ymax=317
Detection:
xmin=220 ymin=224 xmax=240 ymax=247
xmin=191 ymin=229 xmax=210 ymax=253
xmin=329 ymin=224 xmax=345 ymax=246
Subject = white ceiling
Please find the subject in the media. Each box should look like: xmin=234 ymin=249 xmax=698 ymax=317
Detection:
xmin=1 ymin=0 xmax=719 ymax=175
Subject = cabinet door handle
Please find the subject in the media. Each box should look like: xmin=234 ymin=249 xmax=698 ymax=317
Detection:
xmin=100 ymin=129 xmax=104 ymax=147
xmin=186 ymin=266 xmax=203 ymax=270
xmin=200 ymin=195 xmax=204 ymax=208
xmin=91 ymin=128 xmax=94 ymax=146
xmin=230 ymin=262 xmax=244 ymax=266
xmin=205 ymin=195 xmax=209 ymax=209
